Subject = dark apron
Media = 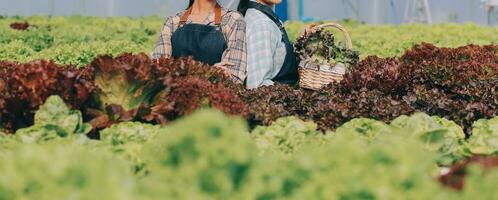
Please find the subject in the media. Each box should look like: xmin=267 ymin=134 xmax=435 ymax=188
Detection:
xmin=171 ymin=4 xmax=227 ymax=65
xmin=247 ymin=1 xmax=299 ymax=85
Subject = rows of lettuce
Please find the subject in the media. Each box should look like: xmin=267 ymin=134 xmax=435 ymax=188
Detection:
xmin=0 ymin=16 xmax=161 ymax=67
xmin=1 ymin=16 xmax=497 ymax=67
xmin=1 ymin=42 xmax=497 ymax=159
xmin=1 ymin=95 xmax=498 ymax=199
xmin=1 ymin=43 xmax=497 ymax=134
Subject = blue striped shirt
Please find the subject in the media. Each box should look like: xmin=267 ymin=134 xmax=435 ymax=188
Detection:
xmin=245 ymin=7 xmax=287 ymax=89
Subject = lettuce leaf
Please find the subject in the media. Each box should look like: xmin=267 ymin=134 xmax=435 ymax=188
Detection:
xmin=91 ymin=54 xmax=161 ymax=113
xmin=100 ymin=122 xmax=161 ymax=174
xmin=15 ymin=95 xmax=91 ymax=143
xmin=251 ymin=116 xmax=326 ymax=156
xmin=335 ymin=118 xmax=393 ymax=140
xmin=0 ymin=131 xmax=5 ymax=142
xmin=0 ymin=143 xmax=136 ymax=200
xmin=100 ymin=122 xmax=160 ymax=145
xmin=141 ymin=109 xmax=256 ymax=199
xmin=467 ymin=117 xmax=498 ymax=155
xmin=390 ymin=113 xmax=468 ymax=166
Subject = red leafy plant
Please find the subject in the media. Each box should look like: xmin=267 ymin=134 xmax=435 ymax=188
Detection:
xmin=241 ymin=84 xmax=312 ymax=128
xmin=0 ymin=60 xmax=95 ymax=132
xmin=0 ymin=53 xmax=246 ymax=133
xmin=242 ymin=43 xmax=498 ymax=133
xmin=10 ymin=22 xmax=31 ymax=31
xmin=86 ymin=53 xmax=163 ymax=129
xmin=146 ymin=77 xmax=248 ymax=124
xmin=86 ymin=53 xmax=246 ymax=130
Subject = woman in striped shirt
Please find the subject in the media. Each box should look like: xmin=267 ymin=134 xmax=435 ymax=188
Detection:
xmin=238 ymin=0 xmax=299 ymax=89
xmin=152 ymin=0 xmax=247 ymax=83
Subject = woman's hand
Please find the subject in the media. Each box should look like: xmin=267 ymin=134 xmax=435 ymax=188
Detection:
xmin=213 ymin=61 xmax=235 ymax=77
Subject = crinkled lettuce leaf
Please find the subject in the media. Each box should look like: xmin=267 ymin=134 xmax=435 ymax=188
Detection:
xmin=467 ymin=117 xmax=498 ymax=155
xmin=91 ymin=55 xmax=162 ymax=113
xmin=391 ymin=113 xmax=465 ymax=144
xmin=390 ymin=113 xmax=468 ymax=166
xmin=335 ymin=118 xmax=393 ymax=140
xmin=141 ymin=109 xmax=256 ymax=199
xmin=15 ymin=95 xmax=91 ymax=143
xmin=100 ymin=122 xmax=160 ymax=145
xmin=0 ymin=143 xmax=136 ymax=200
xmin=251 ymin=116 xmax=326 ymax=156
xmin=0 ymin=131 xmax=5 ymax=143
xmin=94 ymin=71 xmax=158 ymax=111
xmin=100 ymin=122 xmax=162 ymax=174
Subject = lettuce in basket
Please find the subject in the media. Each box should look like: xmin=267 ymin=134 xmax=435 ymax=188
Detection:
xmin=294 ymin=26 xmax=359 ymax=67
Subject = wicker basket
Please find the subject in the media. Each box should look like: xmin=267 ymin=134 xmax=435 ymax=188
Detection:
xmin=298 ymin=23 xmax=353 ymax=90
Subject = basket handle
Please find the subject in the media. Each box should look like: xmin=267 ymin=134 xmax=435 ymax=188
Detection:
xmin=314 ymin=23 xmax=353 ymax=50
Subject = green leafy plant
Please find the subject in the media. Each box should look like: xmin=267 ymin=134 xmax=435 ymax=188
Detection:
xmin=15 ymin=95 xmax=92 ymax=143
xmin=251 ymin=116 xmax=326 ymax=156
xmin=0 ymin=59 xmax=94 ymax=133
xmin=141 ymin=109 xmax=257 ymax=199
xmin=0 ymin=143 xmax=136 ymax=200
xmin=90 ymin=53 xmax=161 ymax=118
xmin=100 ymin=122 xmax=161 ymax=174
xmin=390 ymin=113 xmax=469 ymax=166
xmin=335 ymin=118 xmax=393 ymax=140
xmin=467 ymin=117 xmax=498 ymax=155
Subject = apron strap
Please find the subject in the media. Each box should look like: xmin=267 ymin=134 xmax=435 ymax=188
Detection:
xmin=179 ymin=7 xmax=193 ymax=25
xmin=214 ymin=4 xmax=222 ymax=26
xmin=180 ymin=4 xmax=222 ymax=26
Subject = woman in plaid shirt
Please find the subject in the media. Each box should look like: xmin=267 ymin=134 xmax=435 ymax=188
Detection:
xmin=238 ymin=0 xmax=299 ymax=89
xmin=152 ymin=0 xmax=247 ymax=83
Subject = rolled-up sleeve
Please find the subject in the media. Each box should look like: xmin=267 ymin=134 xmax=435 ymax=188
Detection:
xmin=221 ymin=13 xmax=247 ymax=83
xmin=152 ymin=17 xmax=174 ymax=59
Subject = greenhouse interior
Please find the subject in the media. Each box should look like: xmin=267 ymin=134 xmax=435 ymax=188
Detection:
xmin=0 ymin=0 xmax=497 ymax=199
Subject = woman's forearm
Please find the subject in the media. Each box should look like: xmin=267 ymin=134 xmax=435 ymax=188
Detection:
xmin=151 ymin=18 xmax=174 ymax=59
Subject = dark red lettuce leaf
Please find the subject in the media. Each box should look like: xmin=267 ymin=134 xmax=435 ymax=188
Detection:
xmin=0 ymin=60 xmax=95 ymax=132
xmin=146 ymin=77 xmax=248 ymax=124
xmin=10 ymin=22 xmax=30 ymax=31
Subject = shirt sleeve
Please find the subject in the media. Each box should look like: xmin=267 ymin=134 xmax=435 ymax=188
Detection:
xmin=220 ymin=13 xmax=247 ymax=83
xmin=246 ymin=20 xmax=280 ymax=89
xmin=151 ymin=17 xmax=174 ymax=59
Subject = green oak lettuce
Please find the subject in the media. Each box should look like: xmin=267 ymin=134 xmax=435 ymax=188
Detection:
xmin=278 ymin=133 xmax=449 ymax=200
xmin=100 ymin=122 xmax=162 ymax=174
xmin=251 ymin=116 xmax=327 ymax=156
xmin=467 ymin=117 xmax=498 ymax=155
xmin=0 ymin=143 xmax=136 ymax=200
xmin=0 ymin=131 xmax=5 ymax=143
xmin=140 ymin=109 xmax=258 ymax=199
xmin=390 ymin=113 xmax=469 ymax=166
xmin=335 ymin=118 xmax=393 ymax=140
xmin=15 ymin=95 xmax=91 ymax=143
xmin=100 ymin=122 xmax=160 ymax=145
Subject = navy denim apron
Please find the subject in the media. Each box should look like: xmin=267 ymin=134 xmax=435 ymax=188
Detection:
xmin=248 ymin=1 xmax=299 ymax=85
xmin=171 ymin=4 xmax=227 ymax=65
